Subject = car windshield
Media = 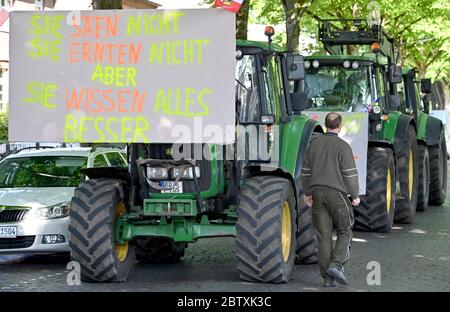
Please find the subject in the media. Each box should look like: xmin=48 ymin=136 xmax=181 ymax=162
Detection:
xmin=0 ymin=156 xmax=87 ymax=188
xmin=236 ymin=53 xmax=260 ymax=122
xmin=304 ymin=65 xmax=372 ymax=112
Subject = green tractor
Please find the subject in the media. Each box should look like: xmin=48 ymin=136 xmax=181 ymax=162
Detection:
xmin=296 ymin=19 xmax=424 ymax=232
xmin=68 ymin=37 xmax=323 ymax=283
xmin=400 ymin=68 xmax=447 ymax=210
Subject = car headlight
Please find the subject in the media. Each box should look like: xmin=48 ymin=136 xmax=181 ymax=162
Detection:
xmin=36 ymin=202 xmax=71 ymax=219
xmin=147 ymin=167 xmax=169 ymax=179
xmin=171 ymin=166 xmax=200 ymax=179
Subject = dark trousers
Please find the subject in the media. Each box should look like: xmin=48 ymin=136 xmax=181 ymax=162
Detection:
xmin=311 ymin=186 xmax=354 ymax=279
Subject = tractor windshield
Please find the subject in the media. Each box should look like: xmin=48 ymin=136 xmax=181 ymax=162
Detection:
xmin=235 ymin=54 xmax=260 ymax=122
xmin=303 ymin=64 xmax=372 ymax=112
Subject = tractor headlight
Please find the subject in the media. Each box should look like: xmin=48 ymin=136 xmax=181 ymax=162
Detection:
xmin=147 ymin=167 xmax=169 ymax=179
xmin=36 ymin=202 xmax=71 ymax=219
xmin=373 ymin=105 xmax=381 ymax=114
xmin=171 ymin=166 xmax=201 ymax=179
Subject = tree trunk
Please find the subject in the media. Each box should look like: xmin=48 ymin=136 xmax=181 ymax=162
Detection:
xmin=236 ymin=0 xmax=250 ymax=40
xmin=92 ymin=0 xmax=122 ymax=10
xmin=281 ymin=0 xmax=310 ymax=52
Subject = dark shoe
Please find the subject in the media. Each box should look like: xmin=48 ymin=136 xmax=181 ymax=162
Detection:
xmin=327 ymin=266 xmax=348 ymax=286
xmin=323 ymin=278 xmax=336 ymax=288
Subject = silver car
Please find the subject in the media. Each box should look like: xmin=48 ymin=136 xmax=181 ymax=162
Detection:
xmin=0 ymin=147 xmax=127 ymax=254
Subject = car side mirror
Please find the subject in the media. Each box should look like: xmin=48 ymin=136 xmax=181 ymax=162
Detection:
xmin=421 ymin=78 xmax=432 ymax=94
xmin=387 ymin=94 xmax=401 ymax=110
xmin=388 ymin=65 xmax=402 ymax=84
xmin=286 ymin=54 xmax=305 ymax=81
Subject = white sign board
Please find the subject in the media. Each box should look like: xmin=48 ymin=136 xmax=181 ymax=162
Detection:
xmin=303 ymin=112 xmax=368 ymax=195
xmin=9 ymin=9 xmax=236 ymax=144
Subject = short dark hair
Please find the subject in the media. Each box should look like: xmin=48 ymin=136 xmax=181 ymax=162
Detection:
xmin=325 ymin=112 xmax=342 ymax=130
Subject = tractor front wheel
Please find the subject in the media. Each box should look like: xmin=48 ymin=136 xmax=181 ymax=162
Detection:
xmin=394 ymin=126 xmax=419 ymax=223
xmin=236 ymin=176 xmax=296 ymax=283
xmin=69 ymin=178 xmax=135 ymax=283
xmin=428 ymin=128 xmax=448 ymax=205
xmin=417 ymin=144 xmax=430 ymax=212
xmin=354 ymin=147 xmax=396 ymax=232
xmin=295 ymin=196 xmax=317 ymax=264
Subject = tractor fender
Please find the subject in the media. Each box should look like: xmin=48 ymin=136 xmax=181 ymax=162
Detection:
xmin=392 ymin=114 xmax=416 ymax=157
xmin=293 ymin=119 xmax=324 ymax=197
xmin=245 ymin=164 xmax=298 ymax=206
xmin=425 ymin=115 xmax=444 ymax=146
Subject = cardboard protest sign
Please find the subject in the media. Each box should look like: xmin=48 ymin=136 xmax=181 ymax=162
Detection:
xmin=303 ymin=112 xmax=368 ymax=195
xmin=9 ymin=9 xmax=236 ymax=144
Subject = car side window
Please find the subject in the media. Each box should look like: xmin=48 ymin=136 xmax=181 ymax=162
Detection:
xmin=106 ymin=152 xmax=127 ymax=168
xmin=93 ymin=154 xmax=108 ymax=167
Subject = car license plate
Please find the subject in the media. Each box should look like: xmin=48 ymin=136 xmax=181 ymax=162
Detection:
xmin=160 ymin=181 xmax=183 ymax=193
xmin=0 ymin=226 xmax=17 ymax=238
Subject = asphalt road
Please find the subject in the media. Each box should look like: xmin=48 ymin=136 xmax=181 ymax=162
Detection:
xmin=1 ymin=181 xmax=450 ymax=292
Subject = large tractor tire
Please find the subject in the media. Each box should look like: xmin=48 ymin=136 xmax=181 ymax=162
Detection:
xmin=354 ymin=147 xmax=396 ymax=232
xmin=135 ymin=237 xmax=185 ymax=263
xmin=69 ymin=178 xmax=135 ymax=283
xmin=428 ymin=128 xmax=448 ymax=205
xmin=236 ymin=176 xmax=296 ymax=283
xmin=394 ymin=126 xmax=419 ymax=223
xmin=295 ymin=197 xmax=317 ymax=265
xmin=417 ymin=144 xmax=430 ymax=212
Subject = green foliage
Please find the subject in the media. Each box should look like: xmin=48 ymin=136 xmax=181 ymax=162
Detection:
xmin=0 ymin=111 xmax=8 ymax=143
xmin=251 ymin=0 xmax=450 ymax=83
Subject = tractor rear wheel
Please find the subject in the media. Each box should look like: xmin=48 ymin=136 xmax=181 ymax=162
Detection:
xmin=135 ymin=237 xmax=185 ymax=263
xmin=354 ymin=147 xmax=396 ymax=232
xmin=236 ymin=176 xmax=296 ymax=283
xmin=417 ymin=144 xmax=430 ymax=212
xmin=428 ymin=128 xmax=448 ymax=205
xmin=69 ymin=178 xmax=135 ymax=283
xmin=295 ymin=197 xmax=317 ymax=264
xmin=394 ymin=126 xmax=419 ymax=223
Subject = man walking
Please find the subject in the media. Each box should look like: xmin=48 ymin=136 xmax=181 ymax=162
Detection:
xmin=301 ymin=112 xmax=360 ymax=287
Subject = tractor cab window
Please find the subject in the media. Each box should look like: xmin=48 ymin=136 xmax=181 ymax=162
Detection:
xmin=303 ymin=64 xmax=372 ymax=112
xmin=236 ymin=53 xmax=260 ymax=123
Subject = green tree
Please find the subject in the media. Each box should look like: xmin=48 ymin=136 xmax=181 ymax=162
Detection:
xmin=236 ymin=0 xmax=251 ymax=39
xmin=91 ymin=0 xmax=122 ymax=9
xmin=0 ymin=111 xmax=8 ymax=142
xmin=281 ymin=0 xmax=312 ymax=52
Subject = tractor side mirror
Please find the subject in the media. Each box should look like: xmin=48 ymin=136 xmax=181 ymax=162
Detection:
xmin=286 ymin=54 xmax=305 ymax=81
xmin=421 ymin=78 xmax=432 ymax=94
xmin=388 ymin=65 xmax=402 ymax=84
xmin=290 ymin=92 xmax=309 ymax=114
xmin=387 ymin=94 xmax=401 ymax=110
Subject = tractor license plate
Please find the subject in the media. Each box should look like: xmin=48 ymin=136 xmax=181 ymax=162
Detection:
xmin=160 ymin=181 xmax=183 ymax=193
xmin=0 ymin=226 xmax=17 ymax=238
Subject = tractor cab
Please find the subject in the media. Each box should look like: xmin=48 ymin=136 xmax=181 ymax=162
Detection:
xmin=295 ymin=19 xmax=403 ymax=140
